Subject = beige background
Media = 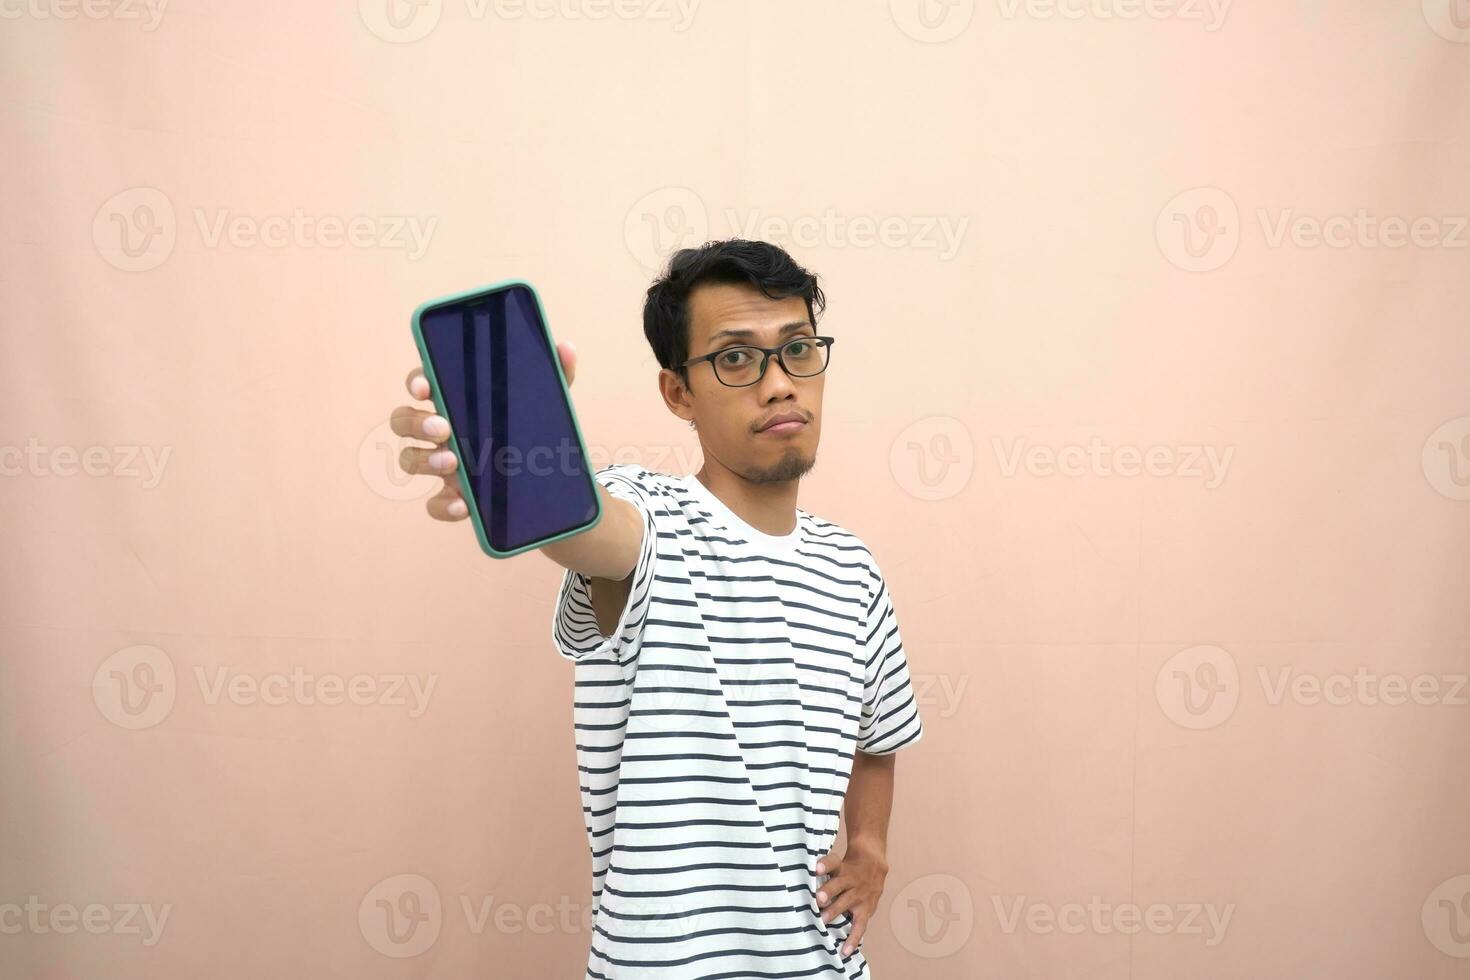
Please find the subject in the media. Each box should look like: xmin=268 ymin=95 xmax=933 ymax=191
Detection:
xmin=3 ymin=1 xmax=1470 ymax=977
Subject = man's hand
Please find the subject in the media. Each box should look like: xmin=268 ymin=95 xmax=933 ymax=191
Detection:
xmin=390 ymin=340 xmax=577 ymax=521
xmin=814 ymin=845 xmax=890 ymax=956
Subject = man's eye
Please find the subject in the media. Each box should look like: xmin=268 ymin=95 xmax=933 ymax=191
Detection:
xmin=719 ymin=350 xmax=751 ymax=365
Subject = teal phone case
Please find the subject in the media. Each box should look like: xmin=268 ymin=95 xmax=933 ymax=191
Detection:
xmin=409 ymin=279 xmax=602 ymax=559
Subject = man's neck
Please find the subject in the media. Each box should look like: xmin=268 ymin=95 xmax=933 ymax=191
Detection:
xmin=694 ymin=464 xmax=799 ymax=537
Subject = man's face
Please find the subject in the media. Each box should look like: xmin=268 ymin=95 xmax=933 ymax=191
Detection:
xmin=672 ymin=281 xmax=824 ymax=485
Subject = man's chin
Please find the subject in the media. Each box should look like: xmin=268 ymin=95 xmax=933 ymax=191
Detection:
xmin=744 ymin=449 xmax=817 ymax=485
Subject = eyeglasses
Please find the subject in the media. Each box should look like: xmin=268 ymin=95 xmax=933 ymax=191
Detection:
xmin=680 ymin=335 xmax=836 ymax=388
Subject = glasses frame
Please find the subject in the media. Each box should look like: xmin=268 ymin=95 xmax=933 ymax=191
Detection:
xmin=679 ymin=335 xmax=837 ymax=388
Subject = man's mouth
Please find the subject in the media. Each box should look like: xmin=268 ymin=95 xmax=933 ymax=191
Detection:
xmin=757 ymin=412 xmax=808 ymax=435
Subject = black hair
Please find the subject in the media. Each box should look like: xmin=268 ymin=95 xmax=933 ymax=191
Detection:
xmin=642 ymin=238 xmax=826 ymax=384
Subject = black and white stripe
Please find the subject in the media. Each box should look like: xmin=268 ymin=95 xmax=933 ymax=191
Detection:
xmin=551 ymin=464 xmax=925 ymax=979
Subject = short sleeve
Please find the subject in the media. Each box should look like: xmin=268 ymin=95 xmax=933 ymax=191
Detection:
xmin=855 ymin=559 xmax=925 ymax=754
xmin=549 ymin=465 xmax=659 ymax=665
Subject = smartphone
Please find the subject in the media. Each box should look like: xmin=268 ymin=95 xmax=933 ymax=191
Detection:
xmin=410 ymin=279 xmax=601 ymax=559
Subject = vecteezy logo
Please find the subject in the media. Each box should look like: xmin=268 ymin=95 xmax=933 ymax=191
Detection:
xmin=93 ymin=188 xmax=177 ymax=272
xmin=629 ymin=661 xmax=714 ymax=734
xmin=890 ymin=0 xmax=975 ymax=43
xmin=359 ymin=0 xmax=443 ymax=42
xmin=359 ymin=873 xmax=442 ymax=958
xmin=624 ymin=187 xmax=708 ymax=272
xmin=890 ymin=873 xmax=973 ymax=957
xmin=1156 ymin=187 xmax=1239 ymax=272
xmin=1421 ymin=416 xmax=1470 ymax=501
xmin=92 ymin=645 xmax=177 ymax=729
xmin=1155 ymin=644 xmax=1239 ymax=730
xmin=358 ymin=418 xmax=442 ymax=503
xmin=1423 ymin=0 xmax=1470 ymax=42
xmin=1422 ymin=873 xmax=1470 ymax=957
xmin=890 ymin=415 xmax=974 ymax=501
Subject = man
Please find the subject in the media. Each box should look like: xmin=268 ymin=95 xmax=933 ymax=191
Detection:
xmin=393 ymin=239 xmax=924 ymax=978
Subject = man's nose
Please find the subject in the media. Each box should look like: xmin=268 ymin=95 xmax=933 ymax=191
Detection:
xmin=757 ymin=353 xmax=799 ymax=397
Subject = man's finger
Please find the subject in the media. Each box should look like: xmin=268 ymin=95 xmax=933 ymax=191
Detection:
xmin=426 ymin=484 xmax=468 ymax=521
xmin=841 ymin=911 xmax=869 ymax=955
xmin=390 ymin=405 xmax=450 ymax=443
xmin=406 ymin=366 xmax=431 ymax=400
xmin=399 ymin=444 xmax=459 ymax=477
xmin=816 ymin=873 xmax=853 ymax=908
xmin=557 ymin=340 xmax=576 ymax=386
xmin=820 ymin=891 xmax=860 ymax=925
xmin=815 ymin=853 xmax=840 ymax=876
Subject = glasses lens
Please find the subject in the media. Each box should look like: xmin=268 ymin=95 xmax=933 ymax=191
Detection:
xmin=712 ymin=346 xmax=764 ymax=387
xmin=780 ymin=336 xmax=830 ymax=377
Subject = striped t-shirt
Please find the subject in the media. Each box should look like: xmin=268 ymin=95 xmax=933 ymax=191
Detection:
xmin=550 ymin=463 xmax=925 ymax=980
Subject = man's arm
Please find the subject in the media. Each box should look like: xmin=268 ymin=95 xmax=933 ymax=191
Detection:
xmin=815 ymin=554 xmax=926 ymax=955
xmin=541 ymin=484 xmax=644 ymax=634
xmin=539 ymin=483 xmax=642 ymax=580
xmin=815 ymin=750 xmax=898 ymax=956
xmin=843 ymin=749 xmax=897 ymax=862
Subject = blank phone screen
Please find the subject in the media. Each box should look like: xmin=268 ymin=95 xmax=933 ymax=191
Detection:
xmin=417 ymin=284 xmax=598 ymax=553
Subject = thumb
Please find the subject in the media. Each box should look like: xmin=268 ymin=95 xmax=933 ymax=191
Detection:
xmin=558 ymin=339 xmax=577 ymax=386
